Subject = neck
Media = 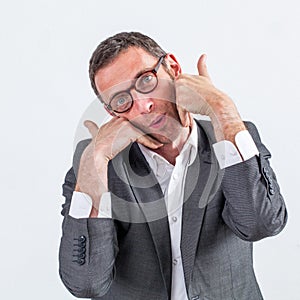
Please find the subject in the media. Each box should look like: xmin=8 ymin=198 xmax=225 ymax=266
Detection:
xmin=152 ymin=126 xmax=191 ymax=165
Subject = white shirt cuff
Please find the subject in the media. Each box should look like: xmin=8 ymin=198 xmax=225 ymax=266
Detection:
xmin=212 ymin=130 xmax=259 ymax=169
xmin=235 ymin=130 xmax=259 ymax=161
xmin=69 ymin=191 xmax=112 ymax=219
xmin=97 ymin=192 xmax=112 ymax=218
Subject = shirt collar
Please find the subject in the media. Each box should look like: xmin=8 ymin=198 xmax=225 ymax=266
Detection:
xmin=181 ymin=118 xmax=198 ymax=166
xmin=138 ymin=119 xmax=198 ymax=171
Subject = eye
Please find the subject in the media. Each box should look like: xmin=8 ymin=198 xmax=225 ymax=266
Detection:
xmin=117 ymin=97 xmax=126 ymax=105
xmin=142 ymin=74 xmax=153 ymax=84
xmin=110 ymin=92 xmax=132 ymax=112
xmin=136 ymin=72 xmax=157 ymax=92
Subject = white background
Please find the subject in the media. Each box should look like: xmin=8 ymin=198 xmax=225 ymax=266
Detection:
xmin=0 ymin=0 xmax=299 ymax=299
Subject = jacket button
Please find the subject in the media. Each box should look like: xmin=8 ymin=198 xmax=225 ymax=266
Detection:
xmin=72 ymin=258 xmax=85 ymax=265
xmin=77 ymin=253 xmax=86 ymax=259
xmin=79 ymin=241 xmax=86 ymax=248
xmin=79 ymin=235 xmax=86 ymax=242
xmin=73 ymin=235 xmax=86 ymax=245
xmin=77 ymin=247 xmax=86 ymax=254
xmin=77 ymin=258 xmax=85 ymax=265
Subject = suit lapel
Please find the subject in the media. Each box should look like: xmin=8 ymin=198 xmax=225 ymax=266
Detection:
xmin=123 ymin=143 xmax=172 ymax=297
xmin=112 ymin=120 xmax=222 ymax=296
xmin=181 ymin=121 xmax=223 ymax=289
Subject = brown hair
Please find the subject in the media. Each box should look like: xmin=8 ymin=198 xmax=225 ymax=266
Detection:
xmin=89 ymin=32 xmax=167 ymax=95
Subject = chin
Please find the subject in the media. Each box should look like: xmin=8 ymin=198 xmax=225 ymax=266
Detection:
xmin=148 ymin=130 xmax=180 ymax=145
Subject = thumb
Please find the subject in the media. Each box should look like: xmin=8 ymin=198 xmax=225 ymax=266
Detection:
xmin=197 ymin=54 xmax=211 ymax=81
xmin=84 ymin=120 xmax=99 ymax=139
xmin=177 ymin=105 xmax=189 ymax=127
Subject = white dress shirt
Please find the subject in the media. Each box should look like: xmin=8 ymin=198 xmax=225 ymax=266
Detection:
xmin=138 ymin=119 xmax=198 ymax=299
xmin=69 ymin=120 xmax=259 ymax=299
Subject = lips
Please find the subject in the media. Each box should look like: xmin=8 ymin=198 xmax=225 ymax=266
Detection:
xmin=149 ymin=114 xmax=166 ymax=128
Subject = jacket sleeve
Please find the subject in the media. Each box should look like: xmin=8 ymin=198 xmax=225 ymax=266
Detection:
xmin=58 ymin=140 xmax=119 ymax=298
xmin=221 ymin=121 xmax=288 ymax=241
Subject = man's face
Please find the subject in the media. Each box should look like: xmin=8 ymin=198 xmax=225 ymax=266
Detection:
xmin=94 ymin=47 xmax=183 ymax=144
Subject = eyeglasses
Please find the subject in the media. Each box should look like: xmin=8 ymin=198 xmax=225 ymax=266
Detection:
xmin=102 ymin=55 xmax=165 ymax=114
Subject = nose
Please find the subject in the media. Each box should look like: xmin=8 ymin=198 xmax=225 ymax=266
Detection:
xmin=132 ymin=92 xmax=154 ymax=114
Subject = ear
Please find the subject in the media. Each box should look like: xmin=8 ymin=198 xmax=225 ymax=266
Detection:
xmin=164 ymin=53 xmax=182 ymax=78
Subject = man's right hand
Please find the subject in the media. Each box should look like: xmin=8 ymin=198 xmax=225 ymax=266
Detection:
xmin=75 ymin=117 xmax=163 ymax=217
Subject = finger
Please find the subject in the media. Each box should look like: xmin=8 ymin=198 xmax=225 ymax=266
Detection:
xmin=136 ymin=135 xmax=163 ymax=149
xmin=84 ymin=120 xmax=99 ymax=139
xmin=188 ymin=112 xmax=193 ymax=126
xmin=177 ymin=105 xmax=189 ymax=127
xmin=197 ymin=54 xmax=211 ymax=81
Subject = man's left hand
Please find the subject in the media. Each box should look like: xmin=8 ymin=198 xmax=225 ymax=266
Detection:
xmin=175 ymin=54 xmax=246 ymax=143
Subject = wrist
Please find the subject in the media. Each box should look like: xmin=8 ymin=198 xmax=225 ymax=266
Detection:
xmin=76 ymin=163 xmax=109 ymax=204
xmin=216 ymin=121 xmax=246 ymax=144
xmin=209 ymin=101 xmax=246 ymax=144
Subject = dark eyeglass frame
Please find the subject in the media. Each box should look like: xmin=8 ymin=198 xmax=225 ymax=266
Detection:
xmin=100 ymin=55 xmax=166 ymax=114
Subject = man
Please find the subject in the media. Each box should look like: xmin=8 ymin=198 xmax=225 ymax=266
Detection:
xmin=59 ymin=32 xmax=287 ymax=300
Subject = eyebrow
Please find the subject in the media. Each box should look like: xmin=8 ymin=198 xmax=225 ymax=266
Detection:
xmin=133 ymin=67 xmax=151 ymax=79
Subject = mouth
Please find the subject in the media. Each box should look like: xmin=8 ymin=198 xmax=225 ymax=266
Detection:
xmin=149 ymin=114 xmax=167 ymax=129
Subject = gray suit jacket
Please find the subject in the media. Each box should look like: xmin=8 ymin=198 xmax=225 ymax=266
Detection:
xmin=59 ymin=120 xmax=287 ymax=300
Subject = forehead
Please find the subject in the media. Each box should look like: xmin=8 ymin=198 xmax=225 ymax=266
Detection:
xmin=94 ymin=47 xmax=158 ymax=93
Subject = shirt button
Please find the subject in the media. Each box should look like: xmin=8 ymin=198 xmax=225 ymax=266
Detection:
xmin=172 ymin=216 xmax=178 ymax=223
xmin=173 ymin=259 xmax=178 ymax=265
